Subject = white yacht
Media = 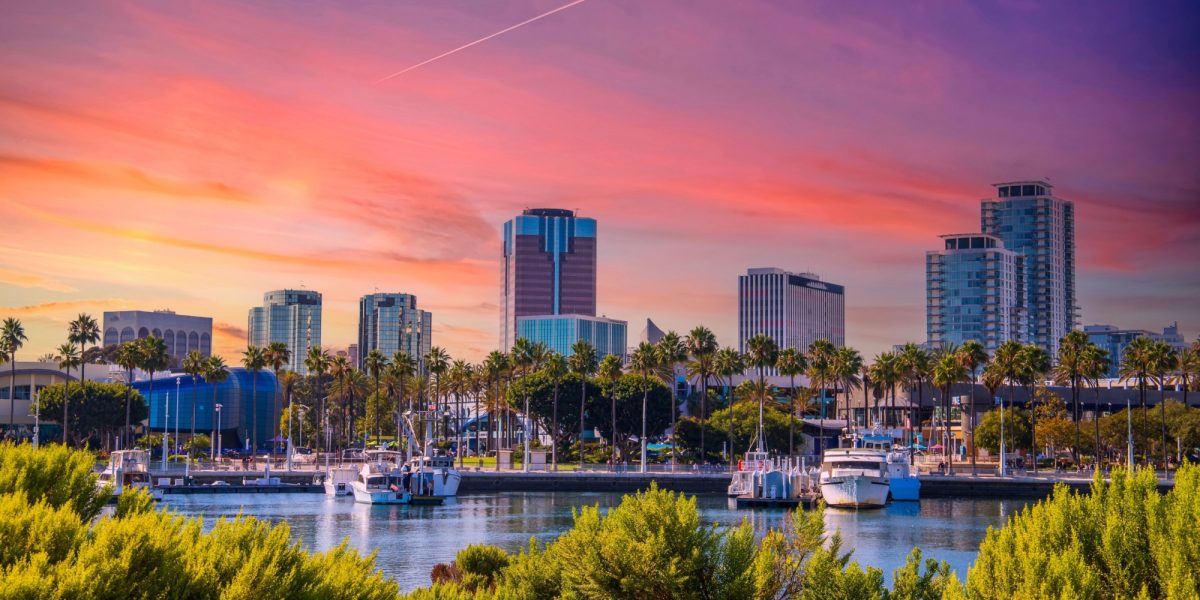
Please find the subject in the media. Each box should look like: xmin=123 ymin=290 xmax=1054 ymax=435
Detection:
xmin=818 ymin=448 xmax=890 ymax=509
xmin=323 ymin=465 xmax=358 ymax=496
xmin=350 ymin=451 xmax=443 ymax=505
xmin=97 ymin=449 xmax=163 ymax=501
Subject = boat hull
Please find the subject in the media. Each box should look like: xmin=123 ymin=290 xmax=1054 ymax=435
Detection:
xmin=350 ymin=481 xmax=408 ymax=505
xmin=889 ymin=476 xmax=921 ymax=502
xmin=820 ymin=475 xmax=889 ymax=509
xmin=324 ymin=481 xmax=353 ymax=496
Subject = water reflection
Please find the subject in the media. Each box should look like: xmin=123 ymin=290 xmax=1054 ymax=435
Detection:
xmin=162 ymin=492 xmax=1024 ymax=592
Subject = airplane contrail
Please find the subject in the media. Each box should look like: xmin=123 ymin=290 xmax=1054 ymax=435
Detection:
xmin=375 ymin=0 xmax=588 ymax=84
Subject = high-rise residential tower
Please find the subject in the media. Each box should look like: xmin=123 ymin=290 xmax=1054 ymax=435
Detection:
xmin=357 ymin=293 xmax=432 ymax=370
xmin=500 ymin=208 xmax=597 ymax=350
xmin=981 ymin=181 xmax=1076 ymax=355
xmin=103 ymin=310 xmax=213 ymax=364
xmin=926 ymin=233 xmax=1027 ymax=351
xmin=737 ymin=268 xmax=845 ymax=357
xmin=247 ymin=289 xmax=322 ymax=374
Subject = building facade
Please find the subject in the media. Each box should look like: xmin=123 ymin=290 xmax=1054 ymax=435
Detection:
xmin=356 ymin=293 xmax=432 ymax=369
xmin=138 ymin=368 xmax=277 ymax=451
xmin=926 ymin=233 xmax=1027 ymax=351
xmin=1085 ymin=322 xmax=1187 ymax=378
xmin=500 ymin=208 xmax=597 ymax=351
xmin=103 ymin=310 xmax=212 ymax=363
xmin=737 ymin=268 xmax=845 ymax=357
xmin=516 ymin=314 xmax=627 ymax=359
xmin=247 ymin=289 xmax=322 ymax=374
xmin=0 ymin=361 xmax=108 ymax=435
xmin=981 ymin=181 xmax=1076 ymax=355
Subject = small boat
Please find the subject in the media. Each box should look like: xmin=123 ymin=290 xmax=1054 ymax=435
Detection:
xmin=404 ymin=454 xmax=461 ymax=498
xmin=728 ymin=449 xmax=820 ymax=509
xmin=728 ymin=450 xmax=770 ymax=497
xmin=350 ymin=452 xmax=443 ymax=506
xmin=322 ymin=465 xmax=358 ymax=496
xmin=97 ymin=449 xmax=163 ymax=501
xmin=818 ymin=448 xmax=890 ymax=509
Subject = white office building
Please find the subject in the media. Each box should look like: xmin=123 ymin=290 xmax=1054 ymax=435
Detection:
xmin=737 ymin=268 xmax=845 ymax=357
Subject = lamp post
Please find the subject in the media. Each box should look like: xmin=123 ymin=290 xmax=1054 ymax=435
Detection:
xmin=32 ymin=388 xmax=40 ymax=449
xmin=162 ymin=392 xmax=170 ymax=471
xmin=213 ymin=403 xmax=223 ymax=462
xmin=286 ymin=390 xmax=294 ymax=471
xmin=174 ymin=377 xmax=181 ymax=459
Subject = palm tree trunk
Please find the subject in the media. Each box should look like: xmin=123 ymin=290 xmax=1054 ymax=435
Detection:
xmin=1094 ymin=386 xmax=1102 ymax=470
xmin=970 ymin=371 xmax=977 ymax=475
xmin=1029 ymin=384 xmax=1037 ymax=475
xmin=551 ymin=383 xmax=559 ymax=471
xmin=579 ymin=379 xmax=586 ymax=469
xmin=639 ymin=381 xmax=649 ymax=473
xmin=8 ymin=357 xmax=16 ymax=429
xmin=78 ymin=346 xmax=86 ymax=445
xmin=788 ymin=374 xmax=795 ymax=456
xmin=251 ymin=373 xmax=258 ymax=454
xmin=610 ymin=383 xmax=617 ymax=467
xmin=61 ymin=365 xmax=71 ymax=445
xmin=191 ymin=376 xmax=198 ymax=451
xmin=1140 ymin=378 xmax=1147 ymax=465
xmin=1159 ymin=380 xmax=1167 ymax=469
xmin=124 ymin=373 xmax=132 ymax=450
xmin=699 ymin=374 xmax=707 ymax=464
xmin=945 ymin=384 xmax=953 ymax=474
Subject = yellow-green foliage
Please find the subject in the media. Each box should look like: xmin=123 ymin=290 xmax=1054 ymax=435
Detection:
xmin=0 ymin=445 xmax=399 ymax=600
xmin=966 ymin=463 xmax=1200 ymax=599
xmin=0 ymin=442 xmax=109 ymax=520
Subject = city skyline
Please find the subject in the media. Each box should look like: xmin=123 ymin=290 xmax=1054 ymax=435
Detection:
xmin=2 ymin=1 xmax=1198 ymax=362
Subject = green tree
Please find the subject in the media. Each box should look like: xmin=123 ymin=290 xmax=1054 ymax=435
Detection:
xmin=897 ymin=343 xmax=932 ymax=446
xmin=714 ymin=347 xmax=745 ymax=465
xmin=1032 ymin=387 xmax=1074 ymax=465
xmin=832 ymin=346 xmax=863 ymax=432
xmin=869 ymin=352 xmax=899 ymax=431
xmin=0 ymin=442 xmax=109 ymax=519
xmin=775 ymin=347 xmax=807 ymax=456
xmin=115 ymin=340 xmax=143 ymax=449
xmin=957 ymin=340 xmax=989 ymax=474
xmin=931 ymin=345 xmax=967 ymax=471
xmin=630 ymin=342 xmax=660 ymax=471
xmin=137 ymin=336 xmax=169 ymax=448
xmin=542 ymin=352 xmax=567 ymax=471
xmin=597 ymin=353 xmax=623 ymax=463
xmin=806 ymin=339 xmax=836 ymax=453
xmin=182 ymin=350 xmax=207 ymax=446
xmin=425 ymin=346 xmax=451 ymax=448
xmin=655 ymin=331 xmax=688 ymax=468
xmin=685 ymin=326 xmax=718 ymax=462
xmin=1016 ymin=344 xmax=1051 ymax=473
xmin=265 ymin=341 xmax=291 ymax=453
xmin=204 ymin=356 xmax=230 ymax=457
xmin=305 ymin=346 xmax=332 ymax=453
xmin=36 ymin=382 xmax=147 ymax=448
xmin=745 ymin=335 xmax=779 ymax=454
xmin=974 ymin=407 xmax=1031 ymax=457
xmin=68 ymin=314 xmax=101 ymax=444
xmin=364 ymin=349 xmax=389 ymax=445
xmin=54 ymin=343 xmax=79 ymax=444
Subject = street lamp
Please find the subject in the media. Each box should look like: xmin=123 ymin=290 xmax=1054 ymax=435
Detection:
xmin=213 ymin=403 xmax=223 ymax=461
xmin=175 ymin=377 xmax=181 ymax=459
xmin=163 ymin=391 xmax=170 ymax=471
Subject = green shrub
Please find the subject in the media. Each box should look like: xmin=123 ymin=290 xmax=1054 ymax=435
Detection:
xmin=0 ymin=442 xmax=108 ymax=520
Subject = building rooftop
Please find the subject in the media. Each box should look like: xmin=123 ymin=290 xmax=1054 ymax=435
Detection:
xmin=523 ymin=208 xmax=575 ymax=218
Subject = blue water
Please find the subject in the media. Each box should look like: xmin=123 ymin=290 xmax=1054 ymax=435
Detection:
xmin=160 ymin=492 xmax=1024 ymax=592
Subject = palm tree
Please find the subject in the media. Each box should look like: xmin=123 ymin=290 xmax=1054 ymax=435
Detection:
xmin=543 ymin=352 xmax=567 ymax=471
xmin=1080 ymin=344 xmax=1110 ymax=468
xmin=714 ymin=347 xmax=744 ymax=468
xmin=482 ymin=351 xmax=507 ymax=469
xmin=775 ymin=348 xmax=806 ymax=456
xmin=1178 ymin=343 xmax=1200 ymax=408
xmin=685 ymin=326 xmax=718 ymax=463
xmin=655 ymin=332 xmax=687 ymax=469
xmin=510 ymin=339 xmax=544 ymax=471
xmin=392 ymin=351 xmax=417 ymax=451
xmin=897 ymin=343 xmax=931 ymax=448
xmin=68 ymin=314 xmax=100 ymax=441
xmin=182 ymin=351 xmax=206 ymax=448
xmin=833 ymin=347 xmax=863 ymax=433
xmin=279 ymin=370 xmax=301 ymax=456
xmin=242 ymin=345 xmax=267 ymax=453
xmin=55 ymin=343 xmax=79 ymax=444
xmin=931 ymin=346 xmax=968 ymax=472
xmin=137 ymin=336 xmax=169 ymax=449
xmin=805 ymin=339 xmax=835 ymax=455
xmin=305 ymin=347 xmax=331 ymax=454
xmin=991 ymin=341 xmax=1023 ymax=468
xmin=568 ymin=340 xmax=599 ymax=468
xmin=204 ymin=356 xmax=230 ymax=458
xmin=957 ymin=340 xmax=989 ymax=474
xmin=448 ymin=359 xmax=470 ymax=467
xmin=597 ymin=354 xmax=623 ymax=465
xmin=1148 ymin=340 xmax=1176 ymax=469
xmin=744 ymin=335 xmax=779 ymax=454
xmin=1053 ymin=330 xmax=1089 ymax=466
xmin=116 ymin=341 xmax=143 ymax=448
xmin=630 ymin=342 xmax=659 ymax=473
xmin=265 ymin=342 xmax=291 ymax=454
xmin=868 ymin=353 xmax=898 ymax=431
xmin=1016 ymin=344 xmax=1050 ymax=473
xmin=2 ymin=318 xmax=28 ymax=429
xmin=329 ymin=356 xmax=352 ymax=446
xmin=364 ymin=349 xmax=389 ymax=446
xmin=424 ymin=346 xmax=451 ymax=448
xmin=1118 ymin=336 xmax=1154 ymax=465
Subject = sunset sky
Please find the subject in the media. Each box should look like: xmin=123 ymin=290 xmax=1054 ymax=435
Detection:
xmin=2 ymin=0 xmax=1197 ymax=362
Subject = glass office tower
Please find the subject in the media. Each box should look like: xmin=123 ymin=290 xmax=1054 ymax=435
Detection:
xmin=926 ymin=234 xmax=1027 ymax=351
xmin=247 ymin=289 xmax=322 ymax=374
xmin=982 ymin=181 xmax=1076 ymax=355
xmin=357 ymin=293 xmax=432 ymax=370
xmin=500 ymin=208 xmax=597 ymax=351
xmin=516 ymin=314 xmax=627 ymax=359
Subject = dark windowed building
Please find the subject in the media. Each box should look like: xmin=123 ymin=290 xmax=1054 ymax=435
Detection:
xmin=500 ymin=208 xmax=597 ymax=350
xmin=357 ymin=293 xmax=432 ymax=370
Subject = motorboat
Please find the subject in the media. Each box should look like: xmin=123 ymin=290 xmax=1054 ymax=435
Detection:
xmin=859 ymin=434 xmax=920 ymax=502
xmin=404 ymin=454 xmax=461 ymax=498
xmin=96 ymin=449 xmax=163 ymax=501
xmin=818 ymin=448 xmax=890 ymax=509
xmin=323 ymin=465 xmax=358 ymax=496
xmin=350 ymin=451 xmax=443 ymax=505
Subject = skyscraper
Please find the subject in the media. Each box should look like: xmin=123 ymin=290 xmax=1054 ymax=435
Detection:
xmin=500 ymin=208 xmax=597 ymax=350
xmin=738 ymin=268 xmax=845 ymax=357
xmin=357 ymin=293 xmax=432 ymax=369
xmin=247 ymin=289 xmax=321 ymax=374
xmin=926 ymin=233 xmax=1027 ymax=351
xmin=516 ymin=314 xmax=627 ymax=359
xmin=982 ymin=181 xmax=1076 ymax=355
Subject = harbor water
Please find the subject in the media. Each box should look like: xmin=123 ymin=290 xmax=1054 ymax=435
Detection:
xmin=162 ymin=492 xmax=1025 ymax=592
